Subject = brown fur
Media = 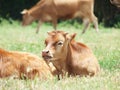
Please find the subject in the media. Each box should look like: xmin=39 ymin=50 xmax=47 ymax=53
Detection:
xmin=0 ymin=48 xmax=53 ymax=79
xmin=42 ymin=31 xmax=100 ymax=79
xmin=21 ymin=0 xmax=99 ymax=34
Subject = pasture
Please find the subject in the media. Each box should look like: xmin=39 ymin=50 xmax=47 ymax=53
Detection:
xmin=0 ymin=20 xmax=120 ymax=90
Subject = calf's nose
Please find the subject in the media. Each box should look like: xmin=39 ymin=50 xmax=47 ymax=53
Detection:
xmin=42 ymin=50 xmax=49 ymax=56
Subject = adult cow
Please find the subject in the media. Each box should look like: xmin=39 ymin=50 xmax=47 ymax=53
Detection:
xmin=0 ymin=48 xmax=53 ymax=79
xmin=21 ymin=0 xmax=99 ymax=34
xmin=110 ymin=0 xmax=120 ymax=8
xmin=42 ymin=31 xmax=100 ymax=79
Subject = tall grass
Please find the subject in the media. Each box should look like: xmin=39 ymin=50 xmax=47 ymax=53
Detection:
xmin=0 ymin=20 xmax=120 ymax=90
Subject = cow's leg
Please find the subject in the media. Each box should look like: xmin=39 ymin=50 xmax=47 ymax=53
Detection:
xmin=82 ymin=18 xmax=90 ymax=34
xmin=91 ymin=15 xmax=99 ymax=33
xmin=52 ymin=19 xmax=57 ymax=30
xmin=36 ymin=21 xmax=43 ymax=34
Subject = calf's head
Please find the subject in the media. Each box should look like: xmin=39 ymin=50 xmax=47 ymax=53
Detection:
xmin=21 ymin=9 xmax=35 ymax=26
xmin=42 ymin=31 xmax=76 ymax=63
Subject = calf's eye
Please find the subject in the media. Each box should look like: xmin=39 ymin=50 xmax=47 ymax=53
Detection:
xmin=57 ymin=41 xmax=63 ymax=46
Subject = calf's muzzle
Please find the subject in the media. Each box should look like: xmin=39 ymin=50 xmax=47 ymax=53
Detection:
xmin=42 ymin=50 xmax=53 ymax=60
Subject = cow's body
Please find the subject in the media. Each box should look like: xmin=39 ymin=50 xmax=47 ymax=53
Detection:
xmin=110 ymin=0 xmax=120 ymax=8
xmin=0 ymin=49 xmax=53 ymax=79
xmin=21 ymin=0 xmax=99 ymax=34
xmin=42 ymin=31 xmax=100 ymax=79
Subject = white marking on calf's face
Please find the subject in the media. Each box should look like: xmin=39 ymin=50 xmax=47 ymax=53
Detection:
xmin=43 ymin=33 xmax=66 ymax=61
xmin=45 ymin=40 xmax=64 ymax=57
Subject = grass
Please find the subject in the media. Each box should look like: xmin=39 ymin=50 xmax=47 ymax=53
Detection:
xmin=0 ymin=20 xmax=120 ymax=90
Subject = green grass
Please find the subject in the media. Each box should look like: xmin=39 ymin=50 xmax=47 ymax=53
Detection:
xmin=0 ymin=20 xmax=120 ymax=90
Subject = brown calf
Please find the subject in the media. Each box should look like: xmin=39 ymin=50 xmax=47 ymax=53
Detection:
xmin=21 ymin=0 xmax=99 ymax=34
xmin=0 ymin=48 xmax=53 ymax=79
xmin=42 ymin=31 xmax=100 ymax=79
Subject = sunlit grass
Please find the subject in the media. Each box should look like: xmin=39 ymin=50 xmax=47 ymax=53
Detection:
xmin=0 ymin=20 xmax=120 ymax=90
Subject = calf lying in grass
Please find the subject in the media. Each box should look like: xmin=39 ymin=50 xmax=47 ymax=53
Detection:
xmin=0 ymin=48 xmax=53 ymax=79
xmin=42 ymin=31 xmax=100 ymax=79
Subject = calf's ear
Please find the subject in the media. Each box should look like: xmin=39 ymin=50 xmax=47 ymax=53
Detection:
xmin=65 ymin=33 xmax=76 ymax=41
xmin=63 ymin=32 xmax=68 ymax=37
xmin=21 ymin=9 xmax=28 ymax=14
xmin=47 ymin=31 xmax=55 ymax=36
xmin=47 ymin=31 xmax=52 ymax=35
xmin=70 ymin=33 xmax=76 ymax=40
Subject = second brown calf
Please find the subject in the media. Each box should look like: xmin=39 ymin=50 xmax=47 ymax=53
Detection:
xmin=0 ymin=49 xmax=53 ymax=79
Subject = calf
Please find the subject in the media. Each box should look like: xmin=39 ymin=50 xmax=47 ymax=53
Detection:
xmin=21 ymin=0 xmax=99 ymax=34
xmin=42 ymin=31 xmax=100 ymax=79
xmin=0 ymin=49 xmax=53 ymax=79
